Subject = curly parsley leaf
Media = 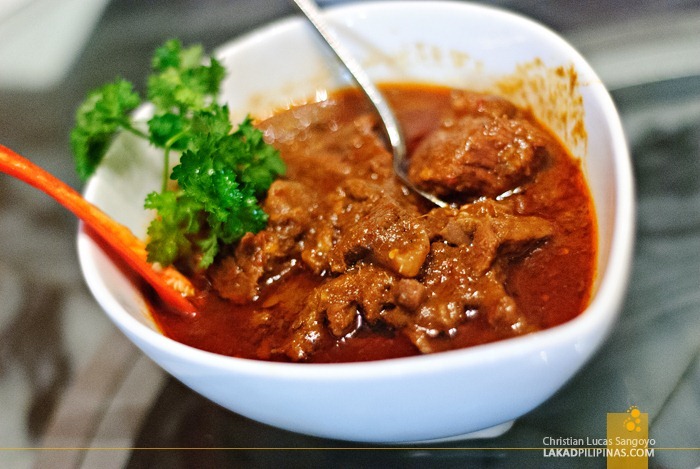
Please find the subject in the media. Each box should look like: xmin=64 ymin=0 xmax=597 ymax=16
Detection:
xmin=71 ymin=39 xmax=285 ymax=269
xmin=227 ymin=116 xmax=287 ymax=196
xmin=145 ymin=43 xmax=285 ymax=268
xmin=147 ymin=112 xmax=187 ymax=150
xmin=70 ymin=79 xmax=142 ymax=180
xmin=166 ymin=118 xmax=284 ymax=267
xmin=189 ymin=104 xmax=233 ymax=140
xmin=147 ymin=39 xmax=225 ymax=113
xmin=144 ymin=190 xmax=202 ymax=266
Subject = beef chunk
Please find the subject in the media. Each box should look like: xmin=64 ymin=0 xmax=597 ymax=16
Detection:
xmin=329 ymin=196 xmax=430 ymax=277
xmin=210 ymin=232 xmax=266 ymax=303
xmin=262 ymin=180 xmax=318 ymax=260
xmin=260 ymin=102 xmax=392 ymax=196
xmin=211 ymin=180 xmax=318 ymax=302
xmin=264 ymin=180 xmax=316 ymax=234
xmin=407 ymin=199 xmax=553 ymax=352
xmin=408 ymin=114 xmax=549 ymax=198
xmin=301 ymin=178 xmax=428 ymax=277
xmin=281 ymin=265 xmax=405 ymax=361
xmin=424 ymin=199 xmax=553 ymax=272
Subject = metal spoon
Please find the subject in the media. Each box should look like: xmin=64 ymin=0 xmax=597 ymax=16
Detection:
xmin=291 ymin=0 xmax=448 ymax=208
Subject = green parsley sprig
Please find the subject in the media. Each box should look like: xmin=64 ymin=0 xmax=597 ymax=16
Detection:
xmin=70 ymin=39 xmax=285 ymax=268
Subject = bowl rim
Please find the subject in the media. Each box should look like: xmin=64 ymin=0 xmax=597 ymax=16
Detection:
xmin=78 ymin=0 xmax=635 ymax=379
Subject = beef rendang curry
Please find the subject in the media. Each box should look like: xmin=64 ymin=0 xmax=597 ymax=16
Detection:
xmin=149 ymin=84 xmax=596 ymax=363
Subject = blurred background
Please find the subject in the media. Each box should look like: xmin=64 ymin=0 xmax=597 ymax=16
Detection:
xmin=1 ymin=0 xmax=699 ymax=467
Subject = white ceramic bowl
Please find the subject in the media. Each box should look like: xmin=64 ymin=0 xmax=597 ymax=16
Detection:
xmin=78 ymin=1 xmax=634 ymax=443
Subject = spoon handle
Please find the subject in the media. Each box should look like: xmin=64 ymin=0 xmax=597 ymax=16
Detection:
xmin=0 ymin=144 xmax=196 ymax=315
xmin=292 ymin=0 xmax=404 ymax=152
xmin=291 ymin=0 xmax=447 ymax=207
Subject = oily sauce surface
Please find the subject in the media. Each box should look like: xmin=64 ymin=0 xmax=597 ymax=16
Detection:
xmin=149 ymin=85 xmax=596 ymax=363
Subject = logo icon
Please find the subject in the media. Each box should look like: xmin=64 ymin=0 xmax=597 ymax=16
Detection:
xmin=607 ymin=406 xmax=651 ymax=468
xmin=624 ymin=406 xmax=643 ymax=432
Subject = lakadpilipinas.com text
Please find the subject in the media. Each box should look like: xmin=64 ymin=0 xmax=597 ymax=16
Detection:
xmin=542 ymin=437 xmax=655 ymax=458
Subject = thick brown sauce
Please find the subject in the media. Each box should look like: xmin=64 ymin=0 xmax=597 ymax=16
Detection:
xmin=148 ymin=84 xmax=596 ymax=363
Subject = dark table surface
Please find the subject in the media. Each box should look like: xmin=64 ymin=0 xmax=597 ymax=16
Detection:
xmin=1 ymin=1 xmax=699 ymax=467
